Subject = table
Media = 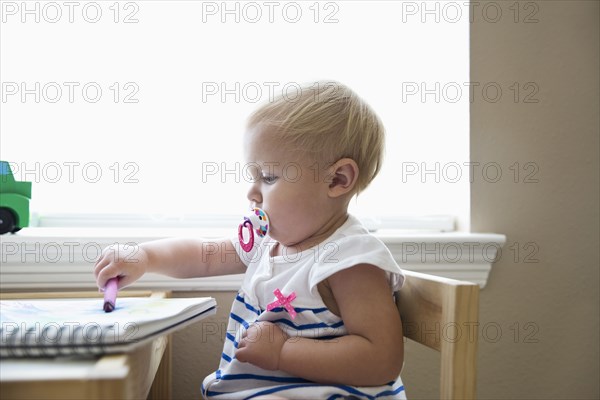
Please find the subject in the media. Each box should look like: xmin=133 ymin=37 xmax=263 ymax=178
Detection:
xmin=0 ymin=290 xmax=204 ymax=400
xmin=1 ymin=335 xmax=170 ymax=400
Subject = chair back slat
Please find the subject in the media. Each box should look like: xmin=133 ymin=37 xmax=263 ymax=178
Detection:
xmin=396 ymin=270 xmax=479 ymax=400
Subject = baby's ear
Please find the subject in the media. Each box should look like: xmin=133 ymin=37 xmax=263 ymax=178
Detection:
xmin=327 ymin=158 xmax=359 ymax=198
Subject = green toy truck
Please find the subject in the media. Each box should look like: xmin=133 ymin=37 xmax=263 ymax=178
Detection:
xmin=0 ymin=161 xmax=32 ymax=234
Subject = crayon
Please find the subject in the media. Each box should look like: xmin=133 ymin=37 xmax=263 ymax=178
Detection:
xmin=103 ymin=278 xmax=119 ymax=313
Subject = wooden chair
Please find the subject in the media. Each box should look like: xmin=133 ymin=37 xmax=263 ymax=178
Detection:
xmin=396 ymin=270 xmax=480 ymax=400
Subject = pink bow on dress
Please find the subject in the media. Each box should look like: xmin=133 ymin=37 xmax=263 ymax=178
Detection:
xmin=266 ymin=289 xmax=297 ymax=320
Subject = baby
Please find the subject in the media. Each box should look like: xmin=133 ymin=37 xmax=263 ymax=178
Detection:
xmin=95 ymin=81 xmax=406 ymax=399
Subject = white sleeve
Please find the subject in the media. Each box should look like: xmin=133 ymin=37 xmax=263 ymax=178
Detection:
xmin=308 ymin=234 xmax=405 ymax=292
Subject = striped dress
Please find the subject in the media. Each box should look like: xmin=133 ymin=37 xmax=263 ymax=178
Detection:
xmin=202 ymin=215 xmax=406 ymax=399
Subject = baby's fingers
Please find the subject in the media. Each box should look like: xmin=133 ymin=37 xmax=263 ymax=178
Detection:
xmin=235 ymin=339 xmax=250 ymax=362
xmin=112 ymin=274 xmax=138 ymax=290
xmin=96 ymin=263 xmax=122 ymax=290
xmin=93 ymin=255 xmax=110 ymax=279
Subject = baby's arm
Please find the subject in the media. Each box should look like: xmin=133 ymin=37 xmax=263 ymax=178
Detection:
xmin=237 ymin=264 xmax=404 ymax=386
xmin=94 ymin=238 xmax=245 ymax=289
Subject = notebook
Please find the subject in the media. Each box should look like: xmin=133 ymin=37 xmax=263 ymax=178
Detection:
xmin=0 ymin=297 xmax=216 ymax=358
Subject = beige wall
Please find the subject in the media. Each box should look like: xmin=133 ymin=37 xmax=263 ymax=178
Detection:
xmin=170 ymin=291 xmax=236 ymax=399
xmin=168 ymin=2 xmax=599 ymax=399
xmin=469 ymin=1 xmax=599 ymax=399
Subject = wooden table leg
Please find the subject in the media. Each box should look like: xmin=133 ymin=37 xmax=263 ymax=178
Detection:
xmin=148 ymin=335 xmax=172 ymax=400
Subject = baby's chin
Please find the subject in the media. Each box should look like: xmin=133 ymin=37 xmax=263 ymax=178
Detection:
xmin=274 ymin=237 xmax=317 ymax=253
xmin=270 ymin=234 xmax=292 ymax=247
xmin=269 ymin=231 xmax=300 ymax=248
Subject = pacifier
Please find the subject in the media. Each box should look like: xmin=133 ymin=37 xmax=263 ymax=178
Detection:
xmin=238 ymin=207 xmax=270 ymax=252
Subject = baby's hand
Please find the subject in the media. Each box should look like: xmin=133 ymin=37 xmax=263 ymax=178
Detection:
xmin=94 ymin=243 xmax=149 ymax=290
xmin=235 ymin=321 xmax=288 ymax=370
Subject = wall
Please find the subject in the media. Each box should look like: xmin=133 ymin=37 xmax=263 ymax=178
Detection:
xmin=168 ymin=1 xmax=599 ymax=398
xmin=469 ymin=1 xmax=599 ymax=399
xmin=171 ymin=291 xmax=236 ymax=399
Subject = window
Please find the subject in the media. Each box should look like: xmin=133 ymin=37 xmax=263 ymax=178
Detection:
xmin=1 ymin=1 xmax=469 ymax=230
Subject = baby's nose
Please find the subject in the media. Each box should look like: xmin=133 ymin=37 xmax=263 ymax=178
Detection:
xmin=246 ymin=185 xmax=262 ymax=205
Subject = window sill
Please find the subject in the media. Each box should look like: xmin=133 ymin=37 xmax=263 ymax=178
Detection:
xmin=0 ymin=228 xmax=506 ymax=291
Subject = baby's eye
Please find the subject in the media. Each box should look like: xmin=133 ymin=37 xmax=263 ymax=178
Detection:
xmin=262 ymin=175 xmax=278 ymax=184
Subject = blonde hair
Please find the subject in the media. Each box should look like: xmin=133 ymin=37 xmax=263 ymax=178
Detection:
xmin=246 ymin=81 xmax=385 ymax=195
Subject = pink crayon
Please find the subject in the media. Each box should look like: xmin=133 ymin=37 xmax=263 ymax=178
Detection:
xmin=103 ymin=278 xmax=119 ymax=313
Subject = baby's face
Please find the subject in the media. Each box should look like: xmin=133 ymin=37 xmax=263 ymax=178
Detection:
xmin=243 ymin=126 xmax=336 ymax=248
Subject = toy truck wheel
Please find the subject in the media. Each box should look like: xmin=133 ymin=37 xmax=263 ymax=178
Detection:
xmin=0 ymin=208 xmax=17 ymax=235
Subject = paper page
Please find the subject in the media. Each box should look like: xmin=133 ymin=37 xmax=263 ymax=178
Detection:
xmin=0 ymin=297 xmax=215 ymax=349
